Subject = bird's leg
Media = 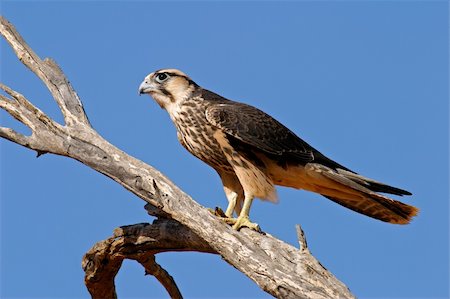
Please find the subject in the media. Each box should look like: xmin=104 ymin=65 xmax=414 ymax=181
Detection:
xmin=215 ymin=191 xmax=239 ymax=225
xmin=232 ymin=194 xmax=260 ymax=232
xmin=224 ymin=192 xmax=238 ymax=218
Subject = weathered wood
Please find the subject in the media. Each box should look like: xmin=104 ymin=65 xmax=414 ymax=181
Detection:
xmin=83 ymin=219 xmax=211 ymax=299
xmin=0 ymin=16 xmax=355 ymax=299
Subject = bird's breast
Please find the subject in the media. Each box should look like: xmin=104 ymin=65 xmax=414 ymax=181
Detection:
xmin=172 ymin=102 xmax=233 ymax=172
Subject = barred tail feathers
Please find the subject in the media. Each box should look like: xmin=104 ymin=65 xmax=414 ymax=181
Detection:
xmin=304 ymin=163 xmax=418 ymax=224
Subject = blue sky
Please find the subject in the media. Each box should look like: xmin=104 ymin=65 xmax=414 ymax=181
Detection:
xmin=0 ymin=1 xmax=448 ymax=298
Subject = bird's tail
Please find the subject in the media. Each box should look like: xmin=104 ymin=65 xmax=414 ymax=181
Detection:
xmin=335 ymin=168 xmax=412 ymax=196
xmin=304 ymin=163 xmax=419 ymax=224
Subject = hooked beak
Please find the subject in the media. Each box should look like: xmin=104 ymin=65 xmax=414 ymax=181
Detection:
xmin=138 ymin=79 xmax=155 ymax=95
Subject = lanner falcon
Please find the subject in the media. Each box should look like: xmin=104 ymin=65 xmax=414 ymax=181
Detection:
xmin=139 ymin=69 xmax=418 ymax=231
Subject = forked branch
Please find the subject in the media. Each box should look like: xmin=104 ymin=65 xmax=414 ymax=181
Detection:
xmin=0 ymin=16 xmax=355 ymax=299
xmin=82 ymin=219 xmax=213 ymax=299
xmin=0 ymin=17 xmax=89 ymax=126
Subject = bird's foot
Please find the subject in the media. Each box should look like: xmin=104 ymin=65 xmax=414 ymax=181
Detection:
xmin=216 ymin=215 xmax=260 ymax=231
xmin=209 ymin=207 xmax=261 ymax=232
xmin=209 ymin=207 xmax=236 ymax=224
xmin=210 ymin=208 xmax=237 ymax=224
xmin=232 ymin=216 xmax=261 ymax=232
xmin=218 ymin=216 xmax=238 ymax=225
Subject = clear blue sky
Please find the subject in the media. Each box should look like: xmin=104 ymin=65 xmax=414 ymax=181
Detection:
xmin=1 ymin=1 xmax=448 ymax=298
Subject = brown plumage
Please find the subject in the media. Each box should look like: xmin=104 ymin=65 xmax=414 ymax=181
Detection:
xmin=139 ymin=69 xmax=418 ymax=230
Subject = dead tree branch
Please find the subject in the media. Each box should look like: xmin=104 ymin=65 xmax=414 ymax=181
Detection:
xmin=82 ymin=218 xmax=213 ymax=299
xmin=0 ymin=16 xmax=355 ymax=299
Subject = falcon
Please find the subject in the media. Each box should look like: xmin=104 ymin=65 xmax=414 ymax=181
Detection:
xmin=139 ymin=69 xmax=418 ymax=231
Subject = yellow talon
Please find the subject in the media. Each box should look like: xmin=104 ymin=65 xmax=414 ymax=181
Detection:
xmin=232 ymin=216 xmax=261 ymax=232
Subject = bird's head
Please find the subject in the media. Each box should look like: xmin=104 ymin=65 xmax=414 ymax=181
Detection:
xmin=139 ymin=69 xmax=199 ymax=110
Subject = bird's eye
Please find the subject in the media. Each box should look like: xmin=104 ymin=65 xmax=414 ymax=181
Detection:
xmin=155 ymin=73 xmax=169 ymax=83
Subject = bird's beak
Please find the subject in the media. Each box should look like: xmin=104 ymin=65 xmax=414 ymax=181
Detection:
xmin=138 ymin=79 xmax=155 ymax=95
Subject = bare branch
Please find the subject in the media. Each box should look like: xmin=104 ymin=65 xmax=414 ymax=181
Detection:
xmin=83 ymin=220 xmax=213 ymax=299
xmin=296 ymin=224 xmax=309 ymax=253
xmin=0 ymin=95 xmax=23 ymax=123
xmin=0 ymin=82 xmax=34 ymax=108
xmin=145 ymin=202 xmax=172 ymax=219
xmin=0 ymin=16 xmax=90 ymax=127
xmin=138 ymin=255 xmax=183 ymax=299
xmin=0 ymin=83 xmax=68 ymax=155
xmin=0 ymin=127 xmax=30 ymax=147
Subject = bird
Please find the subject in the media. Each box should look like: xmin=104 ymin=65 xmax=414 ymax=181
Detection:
xmin=139 ymin=69 xmax=418 ymax=231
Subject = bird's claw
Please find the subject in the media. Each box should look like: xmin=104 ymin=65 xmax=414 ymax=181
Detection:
xmin=209 ymin=207 xmax=237 ymax=224
xmin=232 ymin=216 xmax=261 ymax=232
xmin=210 ymin=207 xmax=261 ymax=232
xmin=217 ymin=216 xmax=260 ymax=231
xmin=219 ymin=217 xmax=238 ymax=225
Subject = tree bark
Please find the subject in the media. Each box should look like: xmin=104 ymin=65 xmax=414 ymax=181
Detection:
xmin=83 ymin=205 xmax=216 ymax=299
xmin=0 ymin=16 xmax=355 ymax=299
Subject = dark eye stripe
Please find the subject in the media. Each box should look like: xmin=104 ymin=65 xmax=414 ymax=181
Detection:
xmin=160 ymin=87 xmax=174 ymax=101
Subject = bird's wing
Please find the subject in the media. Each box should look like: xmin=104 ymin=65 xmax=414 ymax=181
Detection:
xmin=205 ymin=101 xmax=412 ymax=195
xmin=205 ymin=102 xmax=316 ymax=164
